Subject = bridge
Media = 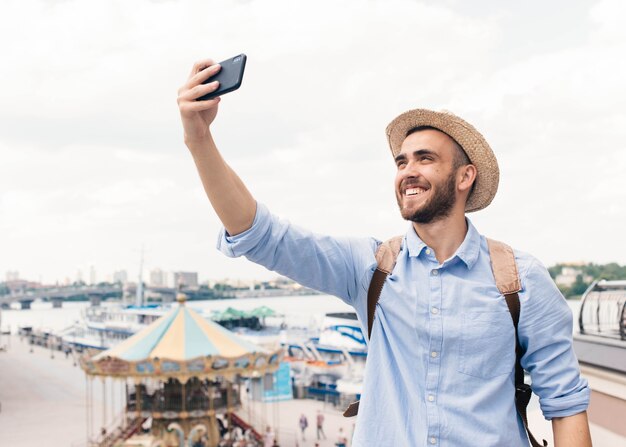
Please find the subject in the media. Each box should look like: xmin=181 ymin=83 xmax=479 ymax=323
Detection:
xmin=0 ymin=285 xmax=216 ymax=310
xmin=0 ymin=286 xmax=123 ymax=309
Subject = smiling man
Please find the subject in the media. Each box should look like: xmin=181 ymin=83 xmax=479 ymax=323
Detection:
xmin=178 ymin=59 xmax=592 ymax=447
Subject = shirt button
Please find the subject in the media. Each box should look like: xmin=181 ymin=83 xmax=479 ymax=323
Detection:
xmin=425 ymin=249 xmax=431 ymax=255
xmin=430 ymin=437 xmax=437 ymax=444
xmin=431 ymin=307 xmax=439 ymax=315
xmin=431 ymin=351 xmax=438 ymax=358
xmin=428 ymin=395 xmax=435 ymax=402
xmin=431 ymin=269 xmax=439 ymax=276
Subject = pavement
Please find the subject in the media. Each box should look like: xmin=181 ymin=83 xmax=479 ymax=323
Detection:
xmin=239 ymin=395 xmax=354 ymax=447
xmin=0 ymin=334 xmax=105 ymax=447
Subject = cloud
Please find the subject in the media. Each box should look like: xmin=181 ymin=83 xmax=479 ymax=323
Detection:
xmin=1 ymin=0 xmax=625 ymax=283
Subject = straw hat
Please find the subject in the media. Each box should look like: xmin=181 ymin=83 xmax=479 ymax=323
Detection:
xmin=385 ymin=108 xmax=499 ymax=213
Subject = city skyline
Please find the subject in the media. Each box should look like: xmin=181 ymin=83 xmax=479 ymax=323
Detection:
xmin=2 ymin=0 xmax=626 ymax=284
xmin=3 ymin=266 xmax=286 ymax=288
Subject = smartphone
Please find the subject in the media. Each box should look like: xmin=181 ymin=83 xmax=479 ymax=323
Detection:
xmin=197 ymin=54 xmax=247 ymax=101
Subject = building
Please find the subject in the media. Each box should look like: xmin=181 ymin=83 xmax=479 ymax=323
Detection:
xmin=5 ymin=279 xmax=42 ymax=295
xmin=149 ymin=268 xmax=166 ymax=287
xmin=555 ymin=266 xmax=593 ymax=287
xmin=174 ymin=271 xmax=198 ymax=289
xmin=113 ymin=270 xmax=128 ymax=284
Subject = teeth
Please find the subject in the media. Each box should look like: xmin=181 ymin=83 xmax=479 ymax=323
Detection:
xmin=406 ymin=188 xmax=424 ymax=196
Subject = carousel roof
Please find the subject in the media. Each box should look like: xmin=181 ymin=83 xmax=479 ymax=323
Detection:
xmin=93 ymin=301 xmax=265 ymax=362
xmin=82 ymin=295 xmax=282 ymax=378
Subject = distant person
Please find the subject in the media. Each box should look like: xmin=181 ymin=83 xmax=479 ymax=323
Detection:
xmin=179 ymin=60 xmax=592 ymax=446
xmin=298 ymin=413 xmax=308 ymax=441
xmin=315 ymin=410 xmax=326 ymax=440
xmin=263 ymin=425 xmax=275 ymax=447
xmin=335 ymin=427 xmax=348 ymax=447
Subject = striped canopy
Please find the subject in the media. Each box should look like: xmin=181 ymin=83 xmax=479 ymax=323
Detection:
xmin=82 ymin=297 xmax=281 ymax=379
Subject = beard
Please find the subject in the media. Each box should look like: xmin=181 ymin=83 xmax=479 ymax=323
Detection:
xmin=398 ymin=172 xmax=457 ymax=224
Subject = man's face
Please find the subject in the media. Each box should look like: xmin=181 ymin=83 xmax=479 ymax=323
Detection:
xmin=394 ymin=129 xmax=459 ymax=224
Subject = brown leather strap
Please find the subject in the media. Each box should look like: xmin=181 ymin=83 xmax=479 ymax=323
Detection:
xmin=343 ymin=400 xmax=359 ymax=417
xmin=344 ymin=267 xmax=391 ymax=417
xmin=486 ymin=238 xmax=522 ymax=295
xmin=344 ymin=238 xmax=402 ymax=417
xmin=367 ymin=268 xmax=388 ymax=339
xmin=504 ymin=292 xmax=548 ymax=447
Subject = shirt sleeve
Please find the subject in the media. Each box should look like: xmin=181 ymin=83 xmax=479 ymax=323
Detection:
xmin=216 ymin=202 xmax=378 ymax=305
xmin=517 ymin=256 xmax=590 ymax=420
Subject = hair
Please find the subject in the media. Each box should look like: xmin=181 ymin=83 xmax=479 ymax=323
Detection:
xmin=405 ymin=125 xmax=470 ymax=169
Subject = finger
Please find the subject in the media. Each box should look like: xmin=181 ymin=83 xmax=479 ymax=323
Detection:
xmin=178 ymin=80 xmax=220 ymax=102
xmin=188 ymin=58 xmax=215 ymax=78
xmin=188 ymin=63 xmax=221 ymax=88
xmin=180 ymin=64 xmax=220 ymax=93
xmin=179 ymin=96 xmax=221 ymax=114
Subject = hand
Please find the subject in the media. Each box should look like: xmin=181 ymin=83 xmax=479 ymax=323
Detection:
xmin=177 ymin=59 xmax=222 ymax=147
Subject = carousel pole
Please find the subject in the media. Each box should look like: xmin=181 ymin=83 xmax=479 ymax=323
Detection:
xmin=208 ymin=379 xmax=219 ymax=447
xmin=137 ymin=378 xmax=142 ymax=426
xmin=226 ymin=377 xmax=232 ymax=440
xmin=90 ymin=377 xmax=95 ymax=444
xmin=111 ymin=378 xmax=115 ymax=429
xmin=123 ymin=380 xmax=128 ymax=430
xmin=85 ymin=375 xmax=90 ymax=445
xmin=182 ymin=378 xmax=186 ymax=413
xmin=102 ymin=377 xmax=107 ymax=436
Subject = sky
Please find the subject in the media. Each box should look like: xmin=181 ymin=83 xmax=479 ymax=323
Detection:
xmin=1 ymin=0 xmax=625 ymax=285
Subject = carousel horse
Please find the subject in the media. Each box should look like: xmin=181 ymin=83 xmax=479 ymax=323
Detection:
xmin=188 ymin=424 xmax=209 ymax=447
xmin=167 ymin=422 xmax=185 ymax=447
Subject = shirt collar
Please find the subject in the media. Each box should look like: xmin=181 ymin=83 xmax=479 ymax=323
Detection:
xmin=405 ymin=218 xmax=481 ymax=269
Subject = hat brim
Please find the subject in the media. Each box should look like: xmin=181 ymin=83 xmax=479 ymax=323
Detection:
xmin=385 ymin=109 xmax=499 ymax=213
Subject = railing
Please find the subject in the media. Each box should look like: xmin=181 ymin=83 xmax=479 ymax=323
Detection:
xmin=90 ymin=415 xmax=144 ymax=447
xmin=579 ymin=280 xmax=626 ymax=340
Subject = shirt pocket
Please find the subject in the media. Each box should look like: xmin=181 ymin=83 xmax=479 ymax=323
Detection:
xmin=458 ymin=311 xmax=516 ymax=379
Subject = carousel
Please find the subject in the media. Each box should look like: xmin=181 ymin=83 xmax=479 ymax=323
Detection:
xmin=80 ymin=293 xmax=283 ymax=447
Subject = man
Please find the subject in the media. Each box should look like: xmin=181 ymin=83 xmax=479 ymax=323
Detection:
xmin=178 ymin=59 xmax=592 ymax=446
xmin=263 ymin=425 xmax=275 ymax=447
xmin=299 ymin=413 xmax=308 ymax=441
xmin=336 ymin=427 xmax=348 ymax=447
xmin=316 ymin=410 xmax=326 ymax=441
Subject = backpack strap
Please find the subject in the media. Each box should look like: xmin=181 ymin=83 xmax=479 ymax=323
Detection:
xmin=367 ymin=236 xmax=403 ymax=339
xmin=486 ymin=238 xmax=548 ymax=447
xmin=343 ymin=236 xmax=403 ymax=417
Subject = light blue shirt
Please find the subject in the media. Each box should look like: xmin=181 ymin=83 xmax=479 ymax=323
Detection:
xmin=218 ymin=203 xmax=589 ymax=447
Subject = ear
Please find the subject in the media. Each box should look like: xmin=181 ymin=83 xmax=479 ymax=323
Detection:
xmin=457 ymin=164 xmax=477 ymax=193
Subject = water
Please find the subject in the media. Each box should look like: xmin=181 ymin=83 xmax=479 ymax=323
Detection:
xmin=0 ymin=294 xmax=353 ymax=335
xmin=0 ymin=294 xmax=581 ymax=335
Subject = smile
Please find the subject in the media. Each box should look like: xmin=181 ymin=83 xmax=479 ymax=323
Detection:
xmin=405 ymin=187 xmax=427 ymax=196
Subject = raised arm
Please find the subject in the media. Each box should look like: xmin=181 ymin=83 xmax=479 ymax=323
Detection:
xmin=177 ymin=59 xmax=256 ymax=235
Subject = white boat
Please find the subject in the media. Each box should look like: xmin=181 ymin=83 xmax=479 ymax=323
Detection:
xmin=60 ymin=303 xmax=170 ymax=350
xmin=283 ymin=312 xmax=367 ymax=404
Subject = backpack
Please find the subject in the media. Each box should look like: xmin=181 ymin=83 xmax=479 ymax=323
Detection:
xmin=342 ymin=236 xmax=547 ymax=447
